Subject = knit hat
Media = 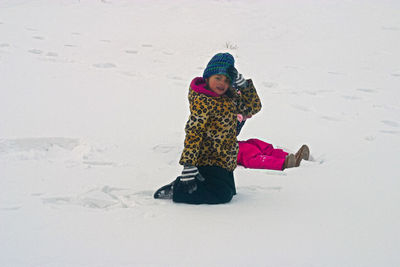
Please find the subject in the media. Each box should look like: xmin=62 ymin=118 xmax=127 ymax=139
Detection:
xmin=203 ymin=53 xmax=237 ymax=83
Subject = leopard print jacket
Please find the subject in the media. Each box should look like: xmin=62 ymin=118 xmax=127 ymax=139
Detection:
xmin=179 ymin=77 xmax=262 ymax=171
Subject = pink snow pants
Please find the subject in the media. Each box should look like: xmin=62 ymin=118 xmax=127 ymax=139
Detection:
xmin=237 ymin=138 xmax=288 ymax=171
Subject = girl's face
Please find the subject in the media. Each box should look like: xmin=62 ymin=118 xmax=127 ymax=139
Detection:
xmin=207 ymin=74 xmax=230 ymax=96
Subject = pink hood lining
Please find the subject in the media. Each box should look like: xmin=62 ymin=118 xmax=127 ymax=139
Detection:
xmin=190 ymin=77 xmax=220 ymax=97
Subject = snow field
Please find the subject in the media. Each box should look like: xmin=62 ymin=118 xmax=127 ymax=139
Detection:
xmin=1 ymin=0 xmax=400 ymax=266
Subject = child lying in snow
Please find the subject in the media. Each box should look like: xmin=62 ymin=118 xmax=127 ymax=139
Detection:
xmin=236 ymin=116 xmax=310 ymax=171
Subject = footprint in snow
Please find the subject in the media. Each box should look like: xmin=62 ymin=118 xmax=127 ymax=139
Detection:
xmin=391 ymin=73 xmax=400 ymax=77
xmin=93 ymin=63 xmax=117 ymax=69
xmin=381 ymin=120 xmax=399 ymax=128
xmin=83 ymin=160 xmax=115 ymax=167
xmin=28 ymin=49 xmax=43 ymax=54
xmin=342 ymin=95 xmax=362 ymax=100
xmin=328 ymin=71 xmax=346 ymax=76
xmin=142 ymin=44 xmax=153 ymax=48
xmin=291 ymin=104 xmax=311 ymax=112
xmin=284 ymin=65 xmax=300 ymax=70
xmin=64 ymin=44 xmax=77 ymax=48
xmin=262 ymin=81 xmax=277 ymax=88
xmin=153 ymin=144 xmax=177 ymax=154
xmin=303 ymin=90 xmax=317 ymax=96
xmin=0 ymin=137 xmax=80 ymax=154
xmin=0 ymin=43 xmax=10 ymax=48
xmin=381 ymin=26 xmax=400 ymax=31
xmin=42 ymin=187 xmax=159 ymax=210
xmin=321 ymin=115 xmax=341 ymax=122
xmin=317 ymin=89 xmax=335 ymax=94
xmin=169 ymin=76 xmax=184 ymax=81
xmin=118 ymin=71 xmax=137 ymax=77
xmin=365 ymin=136 xmax=376 ymax=141
xmin=125 ymin=50 xmax=138 ymax=54
xmin=373 ymin=104 xmax=400 ymax=111
xmin=33 ymin=36 xmax=45 ymax=40
xmin=46 ymin=52 xmax=58 ymax=57
xmin=42 ymin=188 xmax=122 ymax=209
xmin=121 ymin=190 xmax=161 ymax=207
xmin=357 ymin=88 xmax=376 ymax=93
xmin=0 ymin=206 xmax=21 ymax=211
xmin=42 ymin=197 xmax=73 ymax=206
xmin=71 ymin=32 xmax=81 ymax=35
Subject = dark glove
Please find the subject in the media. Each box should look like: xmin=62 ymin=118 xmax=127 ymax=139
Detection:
xmin=177 ymin=165 xmax=204 ymax=194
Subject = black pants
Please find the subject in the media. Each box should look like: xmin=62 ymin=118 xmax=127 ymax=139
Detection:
xmin=173 ymin=166 xmax=236 ymax=205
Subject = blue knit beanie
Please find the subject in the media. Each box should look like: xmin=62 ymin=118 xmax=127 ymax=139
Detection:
xmin=203 ymin=53 xmax=237 ymax=83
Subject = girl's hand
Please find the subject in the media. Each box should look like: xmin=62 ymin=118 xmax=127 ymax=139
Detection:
xmin=237 ymin=114 xmax=252 ymax=123
xmin=231 ymin=68 xmax=247 ymax=89
xmin=233 ymin=73 xmax=246 ymax=89
xmin=177 ymin=165 xmax=204 ymax=194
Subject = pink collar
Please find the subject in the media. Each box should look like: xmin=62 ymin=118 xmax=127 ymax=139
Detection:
xmin=190 ymin=77 xmax=220 ymax=97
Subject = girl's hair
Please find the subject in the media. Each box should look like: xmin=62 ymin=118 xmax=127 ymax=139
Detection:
xmin=225 ymin=87 xmax=236 ymax=98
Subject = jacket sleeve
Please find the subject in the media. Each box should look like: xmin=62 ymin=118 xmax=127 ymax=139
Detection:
xmin=179 ymin=93 xmax=211 ymax=167
xmin=236 ymin=79 xmax=262 ymax=117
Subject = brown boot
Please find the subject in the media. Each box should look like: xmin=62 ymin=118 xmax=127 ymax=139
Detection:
xmin=282 ymin=154 xmax=296 ymax=170
xmin=295 ymin=145 xmax=310 ymax=167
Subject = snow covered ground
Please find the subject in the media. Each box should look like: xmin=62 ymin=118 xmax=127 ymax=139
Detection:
xmin=1 ymin=0 xmax=400 ymax=266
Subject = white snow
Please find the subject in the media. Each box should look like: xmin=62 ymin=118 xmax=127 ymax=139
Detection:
xmin=1 ymin=0 xmax=400 ymax=266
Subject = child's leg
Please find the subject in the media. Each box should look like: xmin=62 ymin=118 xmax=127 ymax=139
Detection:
xmin=246 ymin=138 xmax=288 ymax=159
xmin=198 ymin=166 xmax=236 ymax=195
xmin=242 ymin=154 xmax=286 ymax=171
xmin=173 ymin=166 xmax=235 ymax=204
xmin=270 ymin=148 xmax=288 ymax=159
